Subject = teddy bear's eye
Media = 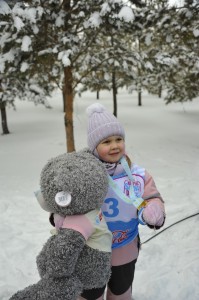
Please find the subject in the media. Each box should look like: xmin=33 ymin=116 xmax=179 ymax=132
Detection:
xmin=55 ymin=191 xmax=71 ymax=207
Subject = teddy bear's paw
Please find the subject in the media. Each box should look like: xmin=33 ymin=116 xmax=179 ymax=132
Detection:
xmin=39 ymin=276 xmax=83 ymax=300
xmin=36 ymin=229 xmax=86 ymax=278
xmin=76 ymin=247 xmax=111 ymax=289
xmin=9 ymin=282 xmax=41 ymax=300
xmin=10 ymin=276 xmax=83 ymax=300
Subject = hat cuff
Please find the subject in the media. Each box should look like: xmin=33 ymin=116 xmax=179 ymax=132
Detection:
xmin=88 ymin=123 xmax=125 ymax=152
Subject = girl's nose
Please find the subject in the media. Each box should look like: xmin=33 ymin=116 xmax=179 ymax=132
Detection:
xmin=111 ymin=141 xmax=117 ymax=149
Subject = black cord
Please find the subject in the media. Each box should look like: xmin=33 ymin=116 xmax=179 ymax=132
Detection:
xmin=141 ymin=212 xmax=199 ymax=245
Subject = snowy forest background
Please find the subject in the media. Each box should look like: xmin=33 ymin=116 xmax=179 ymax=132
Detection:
xmin=0 ymin=0 xmax=199 ymax=151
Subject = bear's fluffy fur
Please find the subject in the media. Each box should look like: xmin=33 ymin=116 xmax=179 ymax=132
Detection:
xmin=10 ymin=149 xmax=112 ymax=300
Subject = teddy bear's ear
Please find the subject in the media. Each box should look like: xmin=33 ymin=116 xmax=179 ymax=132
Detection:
xmin=55 ymin=191 xmax=72 ymax=207
xmin=78 ymin=147 xmax=92 ymax=154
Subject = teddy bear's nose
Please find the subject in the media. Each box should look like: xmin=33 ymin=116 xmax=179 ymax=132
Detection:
xmin=55 ymin=191 xmax=72 ymax=207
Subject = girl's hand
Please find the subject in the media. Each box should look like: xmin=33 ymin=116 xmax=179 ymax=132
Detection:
xmin=143 ymin=201 xmax=165 ymax=227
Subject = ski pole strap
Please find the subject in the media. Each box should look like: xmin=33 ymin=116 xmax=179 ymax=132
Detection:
xmin=120 ymin=156 xmax=135 ymax=182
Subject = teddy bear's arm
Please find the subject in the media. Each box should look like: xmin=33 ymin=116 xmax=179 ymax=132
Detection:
xmin=37 ymin=228 xmax=86 ymax=278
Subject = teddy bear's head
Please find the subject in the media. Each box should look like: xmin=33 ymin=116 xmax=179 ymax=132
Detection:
xmin=39 ymin=148 xmax=108 ymax=216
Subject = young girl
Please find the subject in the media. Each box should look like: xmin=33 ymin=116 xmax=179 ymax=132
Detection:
xmin=79 ymin=103 xmax=166 ymax=300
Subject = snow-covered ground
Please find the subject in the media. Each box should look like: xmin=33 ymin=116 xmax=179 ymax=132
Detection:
xmin=0 ymin=89 xmax=199 ymax=300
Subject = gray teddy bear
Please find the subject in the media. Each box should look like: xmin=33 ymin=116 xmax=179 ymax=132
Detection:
xmin=10 ymin=148 xmax=112 ymax=300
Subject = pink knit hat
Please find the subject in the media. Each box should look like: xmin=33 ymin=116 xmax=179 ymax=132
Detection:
xmin=86 ymin=103 xmax=125 ymax=152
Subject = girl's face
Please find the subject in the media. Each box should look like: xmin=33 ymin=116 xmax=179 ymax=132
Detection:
xmin=96 ymin=135 xmax=125 ymax=163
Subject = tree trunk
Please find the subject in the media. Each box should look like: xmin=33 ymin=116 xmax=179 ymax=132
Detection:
xmin=138 ymin=90 xmax=142 ymax=106
xmin=158 ymin=85 xmax=162 ymax=98
xmin=63 ymin=66 xmax=75 ymax=152
xmin=62 ymin=1 xmax=75 ymax=152
xmin=0 ymin=101 xmax=10 ymax=134
xmin=62 ymin=88 xmax=66 ymax=112
xmin=112 ymin=70 xmax=117 ymax=117
xmin=111 ymin=33 xmax=117 ymax=117
xmin=96 ymin=90 xmax=100 ymax=99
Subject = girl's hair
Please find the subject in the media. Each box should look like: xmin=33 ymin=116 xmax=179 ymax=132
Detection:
xmin=125 ymin=154 xmax=132 ymax=168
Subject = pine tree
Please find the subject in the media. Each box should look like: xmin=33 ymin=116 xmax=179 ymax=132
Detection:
xmin=0 ymin=0 xmax=137 ymax=150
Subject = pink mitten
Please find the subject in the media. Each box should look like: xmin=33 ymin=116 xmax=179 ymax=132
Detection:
xmin=143 ymin=201 xmax=165 ymax=227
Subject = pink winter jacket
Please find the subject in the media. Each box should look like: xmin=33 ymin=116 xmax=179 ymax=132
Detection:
xmin=50 ymin=164 xmax=165 ymax=267
xmin=102 ymin=163 xmax=165 ymax=266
